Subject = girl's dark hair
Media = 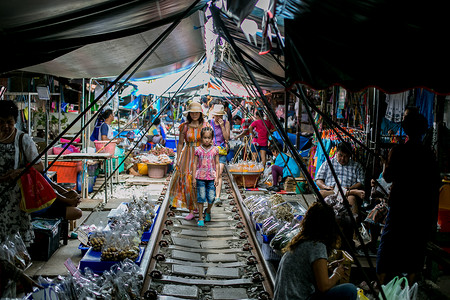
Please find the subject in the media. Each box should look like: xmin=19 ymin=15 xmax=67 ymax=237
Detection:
xmin=255 ymin=110 xmax=264 ymax=119
xmin=284 ymin=202 xmax=340 ymax=255
xmin=200 ymin=126 xmax=213 ymax=138
xmin=0 ymin=100 xmax=19 ymax=122
xmin=269 ymin=141 xmax=282 ymax=153
xmin=187 ymin=112 xmax=204 ymax=123
xmin=233 ymin=115 xmax=242 ymax=121
xmin=153 ymin=117 xmax=161 ymax=126
xmin=101 ymin=109 xmax=113 ymax=121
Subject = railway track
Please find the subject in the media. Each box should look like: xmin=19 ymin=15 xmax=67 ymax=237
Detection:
xmin=140 ymin=168 xmax=275 ymax=300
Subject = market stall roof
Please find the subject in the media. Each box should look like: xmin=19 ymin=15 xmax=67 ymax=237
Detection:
xmin=0 ymin=0 xmax=208 ymax=79
xmin=3 ymin=0 xmax=450 ymax=94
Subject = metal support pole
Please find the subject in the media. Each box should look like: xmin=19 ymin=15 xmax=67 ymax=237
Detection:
xmin=28 ymin=93 xmax=32 ymax=135
xmin=45 ymin=99 xmax=49 ymax=169
xmin=284 ymin=91 xmax=288 ymax=150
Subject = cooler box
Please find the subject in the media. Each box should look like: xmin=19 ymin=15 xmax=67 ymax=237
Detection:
xmin=28 ymin=218 xmax=61 ymax=261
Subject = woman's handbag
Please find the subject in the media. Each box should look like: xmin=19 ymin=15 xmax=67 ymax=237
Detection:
xmin=18 ymin=133 xmax=56 ymax=213
xmin=18 ymin=166 xmax=57 ymax=213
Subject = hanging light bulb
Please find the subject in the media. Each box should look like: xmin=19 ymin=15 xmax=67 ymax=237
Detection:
xmin=255 ymin=0 xmax=270 ymax=10
xmin=240 ymin=19 xmax=258 ymax=46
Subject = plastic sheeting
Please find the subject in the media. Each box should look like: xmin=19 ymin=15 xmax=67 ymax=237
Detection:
xmin=1 ymin=0 xmax=208 ymax=75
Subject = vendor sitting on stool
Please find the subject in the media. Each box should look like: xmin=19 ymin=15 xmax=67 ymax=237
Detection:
xmin=148 ymin=118 xmax=166 ymax=146
xmin=118 ymin=131 xmax=142 ymax=176
xmin=314 ymin=142 xmax=365 ymax=216
xmin=268 ymin=142 xmax=300 ymax=192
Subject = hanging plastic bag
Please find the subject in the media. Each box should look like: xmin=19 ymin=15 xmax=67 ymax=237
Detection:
xmin=378 ymin=276 xmax=411 ymax=300
xmin=18 ymin=165 xmax=56 ymax=213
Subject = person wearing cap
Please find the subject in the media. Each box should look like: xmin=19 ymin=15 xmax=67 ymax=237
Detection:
xmin=209 ymin=104 xmax=230 ymax=206
xmin=169 ymin=101 xmax=211 ymax=220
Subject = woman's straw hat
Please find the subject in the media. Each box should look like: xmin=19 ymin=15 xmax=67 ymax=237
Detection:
xmin=184 ymin=101 xmax=203 ymax=114
xmin=210 ymin=104 xmax=226 ymax=116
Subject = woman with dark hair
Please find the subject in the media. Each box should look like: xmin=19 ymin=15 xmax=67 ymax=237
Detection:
xmin=274 ymin=202 xmax=357 ymax=300
xmin=0 ymin=100 xmax=44 ymax=246
xmin=90 ymin=109 xmax=121 ymax=142
xmin=376 ymin=112 xmax=440 ymax=285
xmin=169 ymin=102 xmax=210 ymax=220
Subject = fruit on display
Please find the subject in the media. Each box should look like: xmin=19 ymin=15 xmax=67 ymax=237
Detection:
xmin=149 ymin=146 xmax=174 ymax=157
xmin=229 ymin=161 xmax=263 ymax=173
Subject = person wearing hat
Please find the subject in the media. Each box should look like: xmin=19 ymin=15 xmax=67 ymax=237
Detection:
xmin=209 ymin=104 xmax=230 ymax=206
xmin=169 ymin=101 xmax=210 ymax=220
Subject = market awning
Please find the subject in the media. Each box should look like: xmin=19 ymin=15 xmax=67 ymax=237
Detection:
xmin=0 ymin=0 xmax=208 ymax=78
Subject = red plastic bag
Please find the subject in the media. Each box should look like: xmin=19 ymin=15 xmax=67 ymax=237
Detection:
xmin=18 ymin=167 xmax=56 ymax=213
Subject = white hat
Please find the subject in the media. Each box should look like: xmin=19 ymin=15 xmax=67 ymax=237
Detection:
xmin=210 ymin=104 xmax=226 ymax=116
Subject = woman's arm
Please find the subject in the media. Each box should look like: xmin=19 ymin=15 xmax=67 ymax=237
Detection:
xmin=215 ymin=154 xmax=220 ymax=186
xmin=222 ymin=120 xmax=230 ymax=141
xmin=312 ymin=258 xmax=346 ymax=293
xmin=176 ymin=126 xmax=185 ymax=166
xmin=192 ymin=155 xmax=198 ymax=185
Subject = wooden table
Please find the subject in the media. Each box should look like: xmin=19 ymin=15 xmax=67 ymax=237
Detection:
xmin=46 ymin=153 xmax=116 ymax=203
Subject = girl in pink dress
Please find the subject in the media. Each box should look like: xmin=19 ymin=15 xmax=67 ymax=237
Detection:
xmin=192 ymin=127 xmax=219 ymax=226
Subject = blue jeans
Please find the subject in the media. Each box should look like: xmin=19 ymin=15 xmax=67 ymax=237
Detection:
xmin=219 ymin=155 xmax=227 ymax=164
xmin=196 ymin=179 xmax=216 ymax=204
xmin=311 ymin=283 xmax=357 ymax=300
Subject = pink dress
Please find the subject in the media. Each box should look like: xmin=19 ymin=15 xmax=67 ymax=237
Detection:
xmin=194 ymin=146 xmax=219 ymax=180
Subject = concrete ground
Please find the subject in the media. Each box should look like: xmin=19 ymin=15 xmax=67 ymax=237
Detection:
xmin=23 ymin=173 xmax=450 ymax=299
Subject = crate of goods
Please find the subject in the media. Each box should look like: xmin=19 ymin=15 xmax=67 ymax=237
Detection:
xmin=28 ymin=218 xmax=61 ymax=261
xmin=48 ymin=161 xmax=81 ymax=183
xmin=230 ymin=172 xmax=262 ymax=188
xmin=147 ymin=163 xmax=168 ymax=178
xmin=78 ymin=246 xmax=145 ymax=274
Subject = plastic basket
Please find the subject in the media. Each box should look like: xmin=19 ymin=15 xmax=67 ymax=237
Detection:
xmin=94 ymin=141 xmax=116 ymax=156
xmin=79 ymin=244 xmax=90 ymax=256
xmin=147 ymin=164 xmax=168 ymax=178
xmin=48 ymin=161 xmax=81 ymax=183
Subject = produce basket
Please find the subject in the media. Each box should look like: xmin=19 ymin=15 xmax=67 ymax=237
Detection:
xmin=94 ymin=141 xmax=116 ymax=156
xmin=147 ymin=163 xmax=169 ymax=178
xmin=230 ymin=172 xmax=262 ymax=188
